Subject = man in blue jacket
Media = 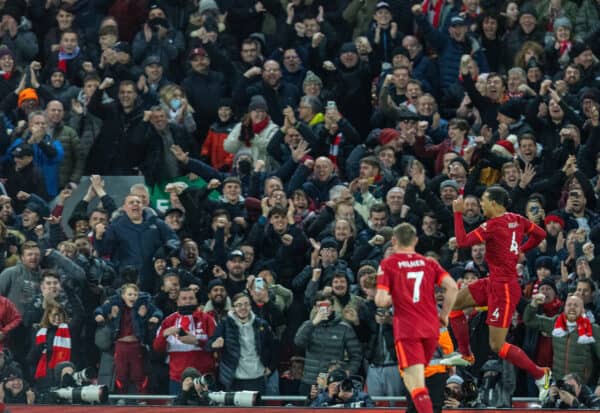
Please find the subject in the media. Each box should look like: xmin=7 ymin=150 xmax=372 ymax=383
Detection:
xmin=411 ymin=5 xmax=488 ymax=90
xmin=94 ymin=194 xmax=180 ymax=293
xmin=6 ymin=111 xmax=64 ymax=197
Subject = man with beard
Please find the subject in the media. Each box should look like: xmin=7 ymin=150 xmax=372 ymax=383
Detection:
xmin=203 ymin=279 xmax=230 ymax=324
xmin=462 ymin=196 xmax=484 ymax=232
xmin=179 ymin=239 xmax=209 ymax=287
xmin=559 ymin=188 xmax=600 ymax=232
xmin=154 ymin=288 xmax=216 ymax=395
xmin=153 ymin=271 xmax=181 ymax=317
xmin=212 ymin=249 xmax=247 ymax=296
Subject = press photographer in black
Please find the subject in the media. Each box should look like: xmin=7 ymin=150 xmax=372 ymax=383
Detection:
xmin=542 ymin=374 xmax=600 ymax=409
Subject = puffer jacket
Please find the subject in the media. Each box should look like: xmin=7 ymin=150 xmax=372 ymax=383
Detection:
xmin=94 ymin=211 xmax=180 ymax=293
xmin=50 ymin=123 xmax=83 ymax=187
xmin=414 ymin=13 xmax=489 ymax=90
xmin=94 ymin=291 xmax=162 ymax=344
xmin=294 ymin=313 xmax=362 ymax=385
xmin=0 ymin=263 xmax=41 ymax=314
xmin=205 ymin=311 xmax=277 ymax=390
xmin=523 ymin=304 xmax=600 ymax=386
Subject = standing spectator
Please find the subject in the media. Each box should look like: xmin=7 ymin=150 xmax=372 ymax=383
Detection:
xmin=153 ymin=287 xmax=216 ymax=394
xmin=207 ymin=292 xmax=277 ymax=392
xmin=294 ymin=291 xmax=362 ymax=396
xmin=45 ymin=100 xmax=82 ymax=188
xmin=94 ymin=194 xmax=180 ymax=293
xmin=0 ymin=295 xmax=21 ymax=352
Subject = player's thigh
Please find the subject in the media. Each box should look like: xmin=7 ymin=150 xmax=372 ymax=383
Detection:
xmin=486 ymin=280 xmax=520 ymax=329
xmin=402 ymin=364 xmax=425 ymax=391
xmin=453 ymin=281 xmax=485 ymax=309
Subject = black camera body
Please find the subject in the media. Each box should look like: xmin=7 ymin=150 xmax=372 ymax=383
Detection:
xmin=555 ymin=379 xmax=575 ymax=395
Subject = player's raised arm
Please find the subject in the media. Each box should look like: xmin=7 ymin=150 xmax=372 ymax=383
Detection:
xmin=453 ymin=197 xmax=485 ymax=247
xmin=520 ymin=220 xmax=547 ymax=253
xmin=438 ymin=275 xmax=458 ymax=327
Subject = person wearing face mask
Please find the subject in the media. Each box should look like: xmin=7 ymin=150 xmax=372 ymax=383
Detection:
xmin=154 ymin=288 xmax=216 ymax=395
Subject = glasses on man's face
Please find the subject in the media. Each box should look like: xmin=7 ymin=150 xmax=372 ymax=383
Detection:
xmin=234 ymin=302 xmax=250 ymax=308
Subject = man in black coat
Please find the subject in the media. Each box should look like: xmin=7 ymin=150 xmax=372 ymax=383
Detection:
xmin=85 ymin=77 xmax=146 ymax=175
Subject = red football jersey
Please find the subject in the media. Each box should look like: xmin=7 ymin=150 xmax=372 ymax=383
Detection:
xmin=377 ymin=252 xmax=448 ymax=339
xmin=470 ymin=213 xmax=535 ymax=282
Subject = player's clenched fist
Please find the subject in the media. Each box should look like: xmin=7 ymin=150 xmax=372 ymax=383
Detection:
xmin=452 ymin=196 xmax=464 ymax=213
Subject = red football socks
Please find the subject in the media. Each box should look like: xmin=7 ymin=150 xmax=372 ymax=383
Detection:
xmin=411 ymin=387 xmax=433 ymax=413
xmin=449 ymin=310 xmax=471 ymax=356
xmin=498 ymin=342 xmax=545 ymax=379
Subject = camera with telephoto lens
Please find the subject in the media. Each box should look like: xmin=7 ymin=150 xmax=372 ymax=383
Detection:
xmin=206 ymin=391 xmax=261 ymax=407
xmin=554 ymin=379 xmax=575 ymax=395
xmin=45 ymin=367 xmax=108 ymax=404
xmin=193 ymin=374 xmax=215 ymax=389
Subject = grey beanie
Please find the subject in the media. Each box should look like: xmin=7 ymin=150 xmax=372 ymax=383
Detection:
xmin=248 ymin=95 xmax=268 ymax=112
xmin=303 ymin=70 xmax=322 ymax=88
xmin=199 ymin=0 xmax=219 ymax=14
xmin=553 ymin=17 xmax=572 ymax=31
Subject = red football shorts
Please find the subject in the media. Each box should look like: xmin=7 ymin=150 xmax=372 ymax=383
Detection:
xmin=395 ymin=337 xmax=438 ymax=369
xmin=468 ymin=278 xmax=521 ymax=328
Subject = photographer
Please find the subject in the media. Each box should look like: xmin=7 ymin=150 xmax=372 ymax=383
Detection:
xmin=444 ymin=375 xmax=479 ymax=408
xmin=311 ymin=368 xmax=374 ymax=408
xmin=543 ymin=374 xmax=600 ymax=409
xmin=173 ymin=367 xmax=210 ymax=406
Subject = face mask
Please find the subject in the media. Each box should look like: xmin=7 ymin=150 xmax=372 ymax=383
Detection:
xmin=238 ymin=159 xmax=252 ymax=175
xmin=178 ymin=305 xmax=197 ymax=315
xmin=170 ymin=98 xmax=182 ymax=111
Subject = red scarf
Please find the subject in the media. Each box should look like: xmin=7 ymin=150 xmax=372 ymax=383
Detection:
xmin=251 ymin=117 xmax=270 ymax=135
xmin=2 ymin=72 xmax=11 ymax=80
xmin=421 ymin=0 xmax=444 ymax=28
xmin=552 ymin=313 xmax=595 ymax=344
xmin=558 ymin=41 xmax=572 ymax=56
xmin=543 ymin=298 xmax=563 ymax=317
xmin=34 ymin=323 xmax=72 ymax=379
xmin=328 ymin=132 xmax=342 ymax=166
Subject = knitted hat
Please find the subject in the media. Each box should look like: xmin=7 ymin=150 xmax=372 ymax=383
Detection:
xmin=544 ymin=214 xmax=565 ymax=228
xmin=218 ymin=97 xmax=233 ymax=108
xmin=446 ymin=375 xmax=464 ymax=386
xmin=320 ymin=237 xmax=339 ymax=250
xmin=303 ymin=70 xmax=322 ymax=88
xmin=539 ymin=278 xmax=558 ymax=295
xmin=440 ymin=179 xmax=459 ymax=191
xmin=2 ymin=2 xmax=23 ymax=22
xmin=339 ymin=42 xmax=358 ymax=55
xmin=519 ymin=3 xmax=537 ymax=19
xmin=17 ymin=88 xmax=38 ymax=108
xmin=208 ymin=278 xmax=225 ymax=291
xmin=570 ymin=42 xmax=591 ymax=60
xmin=248 ymin=95 xmax=268 ymax=112
xmin=535 ymin=256 xmax=554 ymax=271
xmin=181 ymin=367 xmax=202 ymax=382
xmin=198 ymin=0 xmax=219 ymax=14
xmin=553 ymin=17 xmax=572 ymax=31
xmin=492 ymin=139 xmax=516 ymax=158
xmin=188 ymin=47 xmax=207 ymax=59
xmin=142 ymin=55 xmax=162 ymax=67
xmin=24 ymin=200 xmax=49 ymax=218
xmin=379 ymin=128 xmax=401 ymax=145
xmin=0 ymin=46 xmax=14 ymax=60
xmin=498 ymin=99 xmax=522 ymax=120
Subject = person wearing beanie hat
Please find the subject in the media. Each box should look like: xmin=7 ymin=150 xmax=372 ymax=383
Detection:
xmin=440 ymin=179 xmax=459 ymax=192
xmin=198 ymin=0 xmax=219 ymax=15
xmin=17 ymin=88 xmax=39 ymax=109
xmin=340 ymin=42 xmax=358 ymax=56
xmin=498 ymin=99 xmax=523 ymax=122
xmin=320 ymin=237 xmax=339 ymax=251
xmin=224 ymin=88 xmax=279 ymax=164
xmin=492 ymin=139 xmax=516 ymax=159
xmin=200 ymin=94 xmax=236 ymax=171
xmin=302 ymin=70 xmax=322 ymax=96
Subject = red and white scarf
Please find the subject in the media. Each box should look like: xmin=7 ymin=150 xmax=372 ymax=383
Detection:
xmin=328 ymin=132 xmax=342 ymax=167
xmin=34 ymin=323 xmax=71 ymax=379
xmin=421 ymin=0 xmax=444 ymax=28
xmin=552 ymin=314 xmax=595 ymax=344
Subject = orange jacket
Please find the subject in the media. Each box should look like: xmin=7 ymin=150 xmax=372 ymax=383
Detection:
xmin=425 ymin=328 xmax=454 ymax=378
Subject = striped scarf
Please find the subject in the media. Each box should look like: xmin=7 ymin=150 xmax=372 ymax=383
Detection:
xmin=34 ymin=323 xmax=71 ymax=379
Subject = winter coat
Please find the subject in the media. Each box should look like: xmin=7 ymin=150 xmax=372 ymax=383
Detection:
xmin=94 ymin=211 xmax=180 ymax=293
xmin=131 ymin=25 xmax=185 ymax=69
xmin=85 ymin=87 xmax=146 ymax=175
xmin=575 ymin=0 xmax=600 ymax=40
xmin=523 ymin=304 xmax=600 ymax=386
xmin=3 ymin=162 xmax=48 ymax=208
xmin=94 ymin=291 xmax=162 ymax=344
xmin=294 ymin=314 xmax=362 ymax=385
xmin=287 ymin=166 xmax=341 ymax=208
xmin=205 ymin=311 xmax=277 ymax=390
xmin=414 ymin=14 xmax=489 ymax=90
xmin=224 ymin=120 xmax=279 ymax=166
xmin=233 ymin=79 xmax=301 ymax=126
xmin=181 ymin=70 xmax=228 ymax=138
xmin=6 ymin=136 xmax=64 ymax=197
xmin=0 ymin=296 xmax=21 ymax=347
xmin=201 ymin=121 xmax=235 ymax=171
xmin=0 ymin=263 xmax=41 ymax=314
xmin=50 ymin=123 xmax=83 ymax=187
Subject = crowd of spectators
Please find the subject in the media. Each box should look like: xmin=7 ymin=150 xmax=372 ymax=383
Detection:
xmin=0 ymin=0 xmax=600 ymax=408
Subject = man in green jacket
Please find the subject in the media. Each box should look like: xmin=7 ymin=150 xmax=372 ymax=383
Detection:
xmin=524 ymin=294 xmax=600 ymax=396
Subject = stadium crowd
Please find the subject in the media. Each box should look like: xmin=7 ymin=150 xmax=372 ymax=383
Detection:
xmin=0 ymin=0 xmax=599 ymax=409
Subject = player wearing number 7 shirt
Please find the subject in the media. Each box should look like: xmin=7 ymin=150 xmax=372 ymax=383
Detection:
xmin=451 ymin=186 xmax=551 ymax=400
xmin=376 ymin=223 xmax=458 ymax=413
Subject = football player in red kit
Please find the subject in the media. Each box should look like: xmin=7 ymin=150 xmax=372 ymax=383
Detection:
xmin=376 ymin=223 xmax=458 ymax=413
xmin=451 ymin=186 xmax=551 ymax=400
